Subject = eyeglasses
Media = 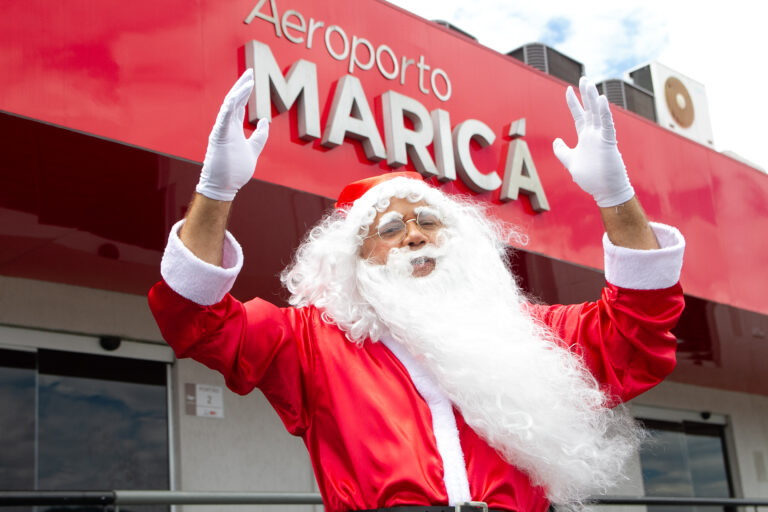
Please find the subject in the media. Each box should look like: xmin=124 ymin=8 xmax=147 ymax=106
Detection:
xmin=366 ymin=209 xmax=443 ymax=243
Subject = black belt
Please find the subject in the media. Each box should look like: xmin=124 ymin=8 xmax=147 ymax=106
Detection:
xmin=360 ymin=502 xmax=503 ymax=512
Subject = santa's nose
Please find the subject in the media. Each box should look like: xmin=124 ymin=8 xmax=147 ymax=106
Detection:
xmin=403 ymin=220 xmax=428 ymax=248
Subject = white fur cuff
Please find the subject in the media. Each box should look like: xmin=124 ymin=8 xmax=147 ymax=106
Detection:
xmin=160 ymin=219 xmax=244 ymax=305
xmin=603 ymin=222 xmax=685 ymax=290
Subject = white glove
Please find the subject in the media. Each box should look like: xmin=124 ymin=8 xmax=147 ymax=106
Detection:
xmin=552 ymin=77 xmax=634 ymax=207
xmin=196 ymin=69 xmax=270 ymax=201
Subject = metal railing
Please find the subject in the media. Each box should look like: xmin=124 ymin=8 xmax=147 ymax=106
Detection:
xmin=1 ymin=491 xmax=768 ymax=508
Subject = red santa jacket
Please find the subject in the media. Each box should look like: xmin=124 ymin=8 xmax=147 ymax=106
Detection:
xmin=149 ymin=221 xmax=685 ymax=512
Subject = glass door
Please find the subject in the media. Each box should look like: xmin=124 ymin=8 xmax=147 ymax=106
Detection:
xmin=639 ymin=418 xmax=734 ymax=512
xmin=0 ymin=347 xmax=170 ymax=512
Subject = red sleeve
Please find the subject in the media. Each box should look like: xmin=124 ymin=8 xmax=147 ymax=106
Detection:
xmin=147 ymin=280 xmax=311 ymax=436
xmin=527 ymin=282 xmax=684 ymax=405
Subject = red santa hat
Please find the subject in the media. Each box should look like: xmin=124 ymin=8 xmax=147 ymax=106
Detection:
xmin=334 ymin=171 xmax=425 ymax=210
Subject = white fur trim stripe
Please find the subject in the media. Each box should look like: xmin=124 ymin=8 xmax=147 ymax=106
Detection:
xmin=381 ymin=336 xmax=472 ymax=504
xmin=160 ymin=219 xmax=244 ymax=305
xmin=603 ymin=222 xmax=685 ymax=290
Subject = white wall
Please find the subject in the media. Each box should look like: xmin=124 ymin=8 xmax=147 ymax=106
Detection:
xmin=172 ymin=358 xmax=320 ymax=512
xmin=0 ymin=275 xmax=163 ymax=342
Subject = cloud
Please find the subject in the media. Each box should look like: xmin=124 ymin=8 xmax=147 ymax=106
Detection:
xmin=596 ymin=11 xmax=669 ymax=78
xmin=540 ymin=17 xmax=572 ymax=46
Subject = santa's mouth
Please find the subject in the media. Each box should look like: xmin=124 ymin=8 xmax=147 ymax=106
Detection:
xmin=410 ymin=256 xmax=436 ymax=277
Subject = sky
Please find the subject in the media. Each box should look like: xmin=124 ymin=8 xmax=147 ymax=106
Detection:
xmin=386 ymin=0 xmax=767 ymax=172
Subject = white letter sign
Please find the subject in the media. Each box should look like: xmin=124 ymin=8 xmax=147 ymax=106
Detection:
xmin=246 ymin=40 xmax=321 ymax=140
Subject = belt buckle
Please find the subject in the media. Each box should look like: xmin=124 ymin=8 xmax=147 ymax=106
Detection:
xmin=454 ymin=502 xmax=488 ymax=512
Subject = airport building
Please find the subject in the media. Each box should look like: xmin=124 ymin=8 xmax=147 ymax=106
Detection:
xmin=1 ymin=1 xmax=766 ymax=511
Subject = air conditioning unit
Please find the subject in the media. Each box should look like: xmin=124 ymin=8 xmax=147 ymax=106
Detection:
xmin=432 ymin=20 xmax=477 ymax=41
xmin=596 ymin=79 xmax=656 ymax=122
xmin=507 ymin=43 xmax=584 ymax=87
xmin=629 ymin=62 xmax=714 ymax=147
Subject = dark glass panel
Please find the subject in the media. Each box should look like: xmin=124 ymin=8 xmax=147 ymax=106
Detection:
xmin=641 ymin=424 xmax=695 ymax=512
xmin=639 ymin=419 xmax=733 ymax=512
xmin=685 ymin=424 xmax=732 ymax=499
xmin=0 ymin=349 xmax=36 ymax=512
xmin=0 ymin=349 xmax=36 ymax=489
xmin=673 ymin=295 xmax=718 ymax=365
xmin=37 ymin=350 xmax=168 ymax=512
xmin=37 ymin=349 xmax=165 ymax=386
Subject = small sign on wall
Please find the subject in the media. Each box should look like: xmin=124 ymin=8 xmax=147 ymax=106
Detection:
xmin=185 ymin=383 xmax=224 ymax=418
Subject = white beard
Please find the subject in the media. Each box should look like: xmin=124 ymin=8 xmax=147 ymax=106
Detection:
xmin=355 ymin=229 xmax=639 ymax=506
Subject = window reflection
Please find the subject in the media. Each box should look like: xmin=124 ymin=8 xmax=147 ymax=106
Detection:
xmin=639 ymin=418 xmax=734 ymax=512
xmin=0 ymin=348 xmax=169 ymax=512
xmin=0 ymin=349 xmax=36 ymax=512
xmin=38 ymin=375 xmax=168 ymax=490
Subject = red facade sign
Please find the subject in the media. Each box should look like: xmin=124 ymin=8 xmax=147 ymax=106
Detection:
xmin=1 ymin=0 xmax=767 ymax=316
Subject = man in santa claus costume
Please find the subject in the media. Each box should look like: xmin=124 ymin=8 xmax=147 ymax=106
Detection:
xmin=149 ymin=70 xmax=685 ymax=512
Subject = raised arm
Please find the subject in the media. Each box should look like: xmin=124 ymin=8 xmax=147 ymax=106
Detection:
xmin=180 ymin=69 xmax=269 ymax=265
xmin=149 ymin=72 xmax=306 ymax=432
xmin=599 ymin=196 xmax=658 ymax=250
xmin=553 ymin=77 xmax=659 ymax=250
